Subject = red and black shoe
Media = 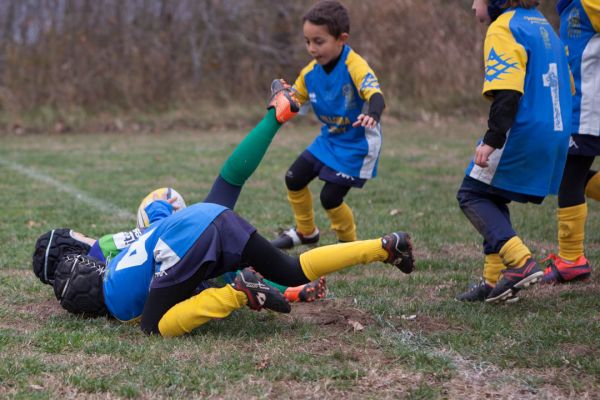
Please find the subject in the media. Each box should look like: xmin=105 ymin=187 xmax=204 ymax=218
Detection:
xmin=268 ymin=79 xmax=300 ymax=123
xmin=283 ymin=277 xmax=327 ymax=303
xmin=233 ymin=267 xmax=291 ymax=313
xmin=381 ymin=231 xmax=415 ymax=274
xmin=486 ymin=259 xmax=543 ymax=303
xmin=542 ymin=254 xmax=591 ymax=284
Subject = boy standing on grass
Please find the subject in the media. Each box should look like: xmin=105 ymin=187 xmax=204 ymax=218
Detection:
xmin=456 ymin=0 xmax=573 ymax=303
xmin=272 ymin=0 xmax=386 ymax=249
xmin=543 ymin=0 xmax=600 ymax=284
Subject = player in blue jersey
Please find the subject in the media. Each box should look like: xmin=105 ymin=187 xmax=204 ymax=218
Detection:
xmin=48 ymin=81 xmax=415 ymax=337
xmin=543 ymin=0 xmax=600 ymax=284
xmin=271 ymin=0 xmax=386 ymax=249
xmin=33 ymin=199 xmax=327 ymax=303
xmin=456 ymin=0 xmax=573 ymax=303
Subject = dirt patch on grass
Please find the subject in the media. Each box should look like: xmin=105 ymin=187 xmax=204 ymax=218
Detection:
xmin=286 ymin=299 xmax=373 ymax=333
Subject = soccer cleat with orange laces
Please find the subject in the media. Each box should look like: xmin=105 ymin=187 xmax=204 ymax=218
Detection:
xmin=283 ymin=277 xmax=327 ymax=302
xmin=268 ymin=79 xmax=300 ymax=123
xmin=542 ymin=253 xmax=591 ymax=284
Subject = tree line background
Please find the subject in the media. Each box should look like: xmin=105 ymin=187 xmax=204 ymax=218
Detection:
xmin=0 ymin=0 xmax=559 ymax=132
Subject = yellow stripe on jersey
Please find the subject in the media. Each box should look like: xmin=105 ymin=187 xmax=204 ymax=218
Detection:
xmin=482 ymin=11 xmax=528 ymax=98
xmin=345 ymin=50 xmax=382 ymax=101
xmin=582 ymin=0 xmax=600 ymax=32
xmin=293 ymin=60 xmax=317 ymax=105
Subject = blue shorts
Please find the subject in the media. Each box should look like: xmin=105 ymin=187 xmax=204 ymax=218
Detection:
xmin=568 ymin=134 xmax=600 ymax=157
xmin=150 ymin=210 xmax=256 ymax=289
xmin=302 ymin=150 xmax=367 ymax=188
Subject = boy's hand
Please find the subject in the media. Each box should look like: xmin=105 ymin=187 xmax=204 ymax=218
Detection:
xmin=474 ymin=143 xmax=495 ymax=168
xmin=352 ymin=114 xmax=377 ymax=129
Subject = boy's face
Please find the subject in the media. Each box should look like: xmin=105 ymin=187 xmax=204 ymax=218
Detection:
xmin=472 ymin=0 xmax=491 ymax=24
xmin=303 ymin=21 xmax=348 ymax=65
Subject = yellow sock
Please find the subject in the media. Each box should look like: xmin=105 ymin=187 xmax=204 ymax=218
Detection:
xmin=499 ymin=236 xmax=531 ymax=269
xmin=482 ymin=253 xmax=504 ymax=286
xmin=558 ymin=203 xmax=587 ymax=261
xmin=287 ymin=187 xmax=316 ymax=236
xmin=325 ymin=202 xmax=357 ymax=242
xmin=299 ymin=239 xmax=387 ymax=281
xmin=585 ymin=172 xmax=600 ymax=201
xmin=158 ymin=285 xmax=247 ymax=337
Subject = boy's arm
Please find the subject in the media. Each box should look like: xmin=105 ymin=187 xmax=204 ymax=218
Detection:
xmin=482 ymin=90 xmax=522 ymax=149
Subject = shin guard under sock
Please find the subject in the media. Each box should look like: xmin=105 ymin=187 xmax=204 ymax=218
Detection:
xmin=299 ymin=239 xmax=387 ymax=281
xmin=483 ymin=253 xmax=504 ymax=286
xmin=558 ymin=203 xmax=587 ymax=261
xmin=325 ymin=202 xmax=357 ymax=242
xmin=287 ymin=187 xmax=316 ymax=236
xmin=499 ymin=236 xmax=531 ymax=269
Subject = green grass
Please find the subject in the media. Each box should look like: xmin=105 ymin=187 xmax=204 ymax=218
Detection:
xmin=0 ymin=117 xmax=599 ymax=399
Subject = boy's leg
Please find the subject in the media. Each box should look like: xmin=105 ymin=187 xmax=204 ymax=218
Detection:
xmin=243 ymin=231 xmax=413 ymax=287
xmin=142 ymin=261 xmax=290 ymax=337
xmin=457 ymin=183 xmax=541 ymax=302
xmin=204 ymin=81 xmax=299 ymax=209
xmin=272 ymin=155 xmax=320 ymax=249
xmin=543 ymin=155 xmax=594 ymax=283
xmin=584 ymin=169 xmax=600 ymax=201
xmin=321 ymin=182 xmax=356 ymax=242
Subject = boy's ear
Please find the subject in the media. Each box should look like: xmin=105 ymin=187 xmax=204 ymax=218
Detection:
xmin=338 ymin=32 xmax=349 ymax=43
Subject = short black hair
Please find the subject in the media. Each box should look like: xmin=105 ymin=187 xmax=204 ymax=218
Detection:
xmin=303 ymin=0 xmax=350 ymax=38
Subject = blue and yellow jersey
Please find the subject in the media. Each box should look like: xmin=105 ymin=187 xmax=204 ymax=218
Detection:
xmin=102 ymin=202 xmax=227 ymax=321
xmin=293 ymin=45 xmax=383 ymax=179
xmin=466 ymin=7 xmax=573 ymax=197
xmin=559 ymin=0 xmax=600 ymax=136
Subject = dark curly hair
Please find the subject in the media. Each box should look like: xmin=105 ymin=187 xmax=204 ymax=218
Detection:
xmin=303 ymin=0 xmax=350 ymax=38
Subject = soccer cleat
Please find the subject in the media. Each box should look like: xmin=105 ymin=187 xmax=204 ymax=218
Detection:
xmin=268 ymin=79 xmax=300 ymax=123
xmin=456 ymin=278 xmax=519 ymax=303
xmin=381 ymin=231 xmax=415 ymax=274
xmin=485 ymin=259 xmax=543 ymax=303
xmin=233 ymin=267 xmax=291 ymax=313
xmin=283 ymin=277 xmax=327 ymax=302
xmin=271 ymin=227 xmax=320 ymax=250
xmin=542 ymin=253 xmax=591 ymax=284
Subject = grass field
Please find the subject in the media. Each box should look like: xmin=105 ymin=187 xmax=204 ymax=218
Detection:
xmin=1 ymin=116 xmax=599 ymax=399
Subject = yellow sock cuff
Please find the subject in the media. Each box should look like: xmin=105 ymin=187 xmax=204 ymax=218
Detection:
xmin=300 ymin=239 xmax=386 ymax=281
xmin=585 ymin=172 xmax=600 ymax=201
xmin=483 ymin=253 xmax=504 ymax=285
xmin=499 ymin=236 xmax=531 ymax=269
xmin=325 ymin=202 xmax=357 ymax=242
xmin=158 ymin=285 xmax=246 ymax=337
xmin=287 ymin=187 xmax=316 ymax=236
xmin=558 ymin=203 xmax=587 ymax=261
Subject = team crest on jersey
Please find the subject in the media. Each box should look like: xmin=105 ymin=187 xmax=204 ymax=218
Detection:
xmin=485 ymin=48 xmax=519 ymax=82
xmin=567 ymin=8 xmax=582 ymax=39
xmin=540 ymin=27 xmax=551 ymax=49
xmin=342 ymin=83 xmax=357 ymax=109
xmin=361 ymin=72 xmax=380 ymax=90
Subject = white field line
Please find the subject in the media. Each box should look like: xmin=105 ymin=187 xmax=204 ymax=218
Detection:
xmin=0 ymin=157 xmax=134 ymax=220
xmin=383 ymin=325 xmax=562 ymax=399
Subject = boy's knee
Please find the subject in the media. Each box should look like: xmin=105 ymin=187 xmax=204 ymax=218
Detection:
xmin=320 ymin=188 xmax=344 ymax=210
xmin=285 ymin=170 xmax=305 ymax=191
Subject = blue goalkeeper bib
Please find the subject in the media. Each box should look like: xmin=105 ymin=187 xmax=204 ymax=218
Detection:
xmin=465 ymin=8 xmax=572 ymax=197
xmin=103 ymin=202 xmax=227 ymax=321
